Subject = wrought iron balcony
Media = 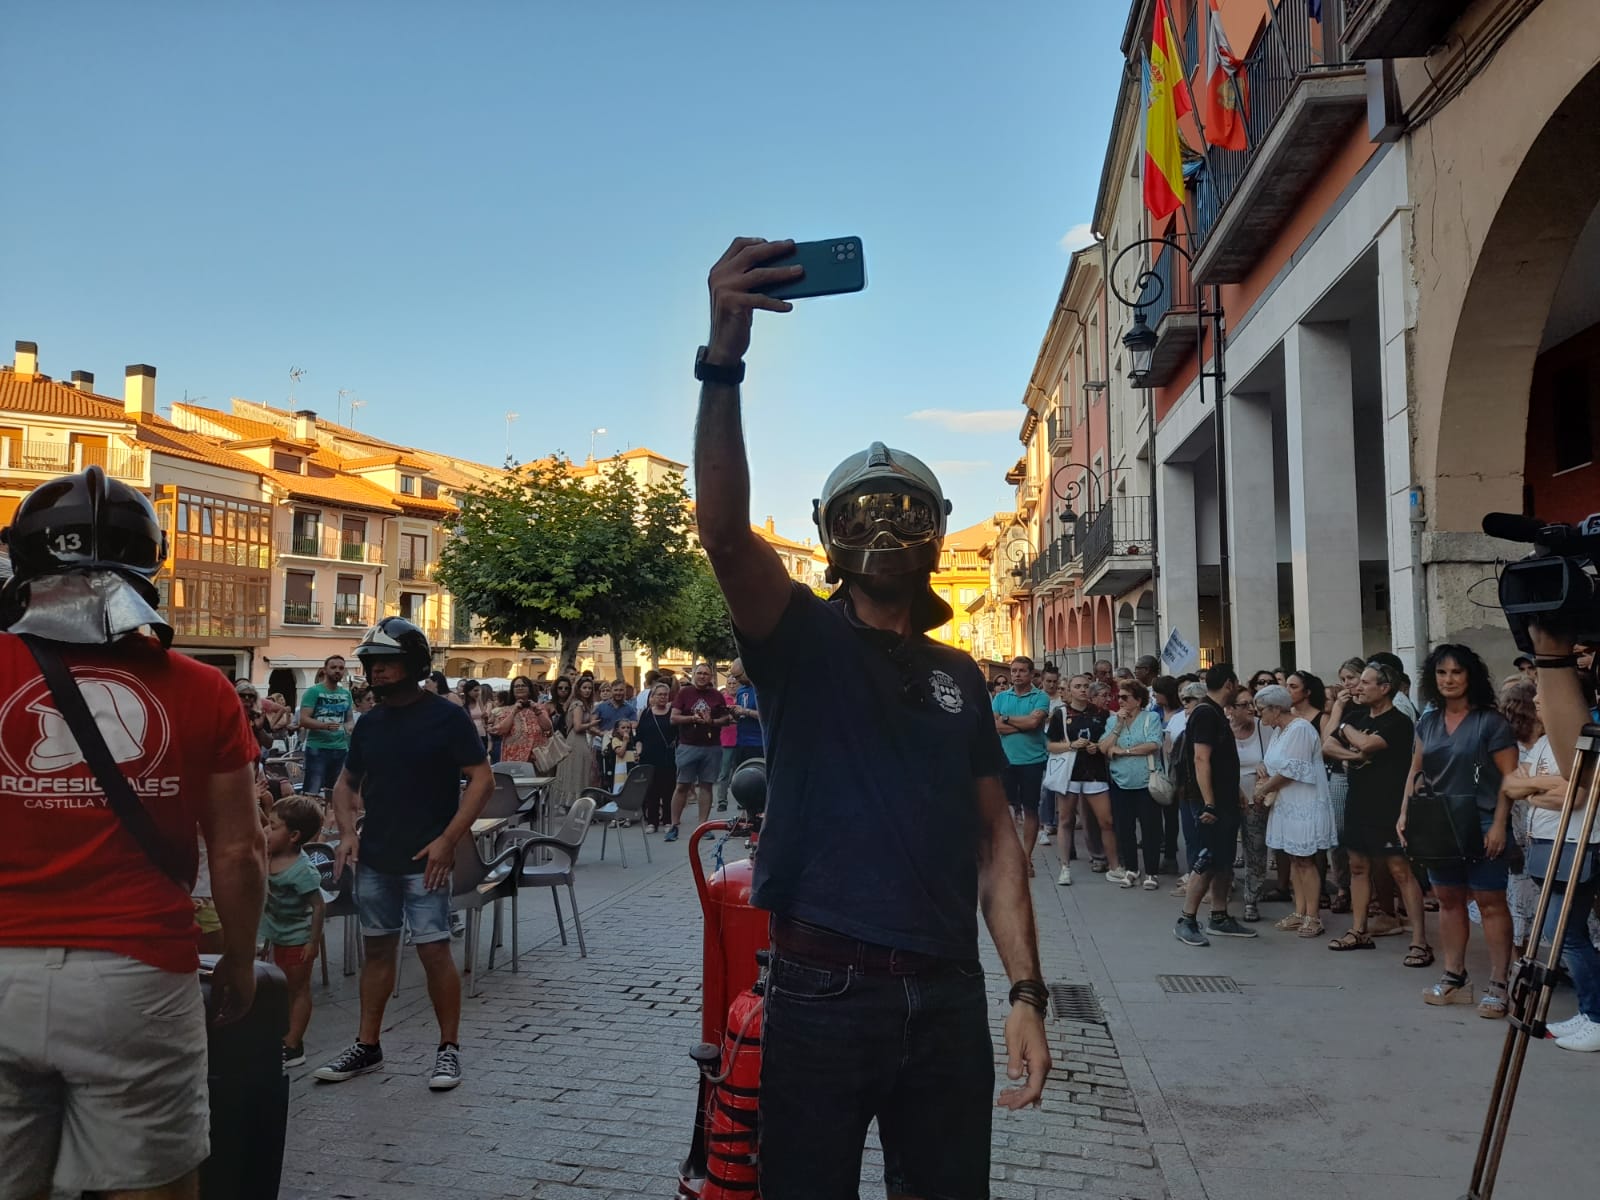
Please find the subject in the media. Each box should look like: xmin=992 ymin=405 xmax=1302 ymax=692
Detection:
xmin=1131 ymin=242 xmax=1200 ymax=388
xmin=1081 ymin=496 xmax=1154 ymax=597
xmin=1047 ymin=413 xmax=1072 ymax=457
xmin=331 ymin=595 xmax=374 ymax=628
xmin=1342 ymin=0 xmax=1469 ymax=60
xmin=278 ymin=530 xmax=382 ymax=563
xmin=397 ymin=561 xmax=435 ymax=582
xmin=1190 ymin=1 xmax=1366 ymax=284
xmin=282 ymin=601 xmax=321 ymax=626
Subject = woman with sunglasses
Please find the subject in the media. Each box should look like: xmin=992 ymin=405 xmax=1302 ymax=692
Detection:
xmin=1253 ymin=685 xmax=1338 ymax=937
xmin=1099 ymin=680 xmax=1166 ymax=890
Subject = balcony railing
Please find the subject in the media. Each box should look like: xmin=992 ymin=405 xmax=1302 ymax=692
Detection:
xmin=1189 ymin=0 xmax=1365 ymax=282
xmin=1016 ymin=480 xmax=1041 ymax=516
xmin=282 ymin=601 xmax=321 ymax=626
xmin=332 ymin=595 xmax=374 ymax=628
xmin=1081 ymin=496 xmax=1153 ymax=592
xmin=0 ymin=438 xmax=146 ymax=480
xmin=1134 ymin=240 xmax=1202 ymax=388
xmin=398 ymin=561 xmax=435 ymax=582
xmin=278 ymin=530 xmax=382 ymax=563
xmin=1047 ymin=413 xmax=1072 ymax=457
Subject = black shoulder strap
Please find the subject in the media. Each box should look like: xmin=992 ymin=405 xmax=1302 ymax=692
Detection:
xmin=19 ymin=635 xmax=190 ymax=886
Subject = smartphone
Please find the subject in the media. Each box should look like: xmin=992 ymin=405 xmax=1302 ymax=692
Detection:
xmin=760 ymin=237 xmax=867 ymax=301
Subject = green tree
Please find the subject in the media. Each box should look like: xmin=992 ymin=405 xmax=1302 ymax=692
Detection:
xmin=632 ymin=554 xmax=740 ymax=665
xmin=436 ymin=457 xmax=696 ymax=672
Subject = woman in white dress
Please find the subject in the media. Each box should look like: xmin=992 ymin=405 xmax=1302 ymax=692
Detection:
xmin=1253 ymin=684 xmax=1338 ymax=938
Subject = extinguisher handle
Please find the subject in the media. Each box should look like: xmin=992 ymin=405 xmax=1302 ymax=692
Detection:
xmin=688 ymin=820 xmax=735 ymax=912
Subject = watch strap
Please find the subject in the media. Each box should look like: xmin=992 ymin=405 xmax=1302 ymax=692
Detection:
xmin=695 ymin=346 xmax=745 ymax=386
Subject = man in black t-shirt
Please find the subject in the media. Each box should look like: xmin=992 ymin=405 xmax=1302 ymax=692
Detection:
xmin=693 ymin=237 xmax=1050 ymax=1200
xmin=1176 ymin=663 xmax=1255 ymax=946
xmin=315 ymin=618 xmax=492 ymax=1092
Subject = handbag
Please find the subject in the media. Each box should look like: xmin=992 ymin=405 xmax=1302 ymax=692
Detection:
xmin=1149 ymin=714 xmax=1186 ymax=807
xmin=1043 ymin=749 xmax=1077 ymax=793
xmin=532 ymin=730 xmax=573 ymax=774
xmin=1525 ymin=837 xmax=1599 ymax=885
xmin=1405 ymin=775 xmax=1486 ymax=862
xmin=20 ymin=635 xmax=190 ymax=886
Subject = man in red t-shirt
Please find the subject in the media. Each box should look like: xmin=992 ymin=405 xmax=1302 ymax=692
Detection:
xmin=0 ymin=468 xmax=266 ymax=1200
xmin=663 ymin=661 xmax=731 ymax=842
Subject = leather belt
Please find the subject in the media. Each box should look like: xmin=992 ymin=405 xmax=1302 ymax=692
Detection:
xmin=769 ymin=916 xmax=975 ymax=977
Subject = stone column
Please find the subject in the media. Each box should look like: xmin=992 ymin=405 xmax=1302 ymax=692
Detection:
xmin=1224 ymin=391 xmax=1282 ymax=672
xmin=1284 ymin=322 xmax=1365 ymax=673
xmin=1157 ymin=461 xmax=1200 ymax=656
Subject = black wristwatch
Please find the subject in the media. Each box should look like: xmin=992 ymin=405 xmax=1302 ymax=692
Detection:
xmin=694 ymin=345 xmax=745 ymax=386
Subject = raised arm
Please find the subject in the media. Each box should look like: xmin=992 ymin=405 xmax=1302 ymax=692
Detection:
xmin=694 ymin=238 xmax=805 ymax=643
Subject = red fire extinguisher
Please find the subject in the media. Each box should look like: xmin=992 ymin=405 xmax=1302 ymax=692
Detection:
xmin=678 ymin=760 xmax=771 ymax=1200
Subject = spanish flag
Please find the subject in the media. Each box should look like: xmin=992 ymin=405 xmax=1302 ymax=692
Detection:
xmin=1144 ymin=0 xmax=1193 ymax=221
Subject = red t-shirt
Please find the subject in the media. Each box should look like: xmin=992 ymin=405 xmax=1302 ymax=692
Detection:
xmin=0 ymin=634 xmax=258 ymax=973
xmin=673 ymin=685 xmax=728 ymax=748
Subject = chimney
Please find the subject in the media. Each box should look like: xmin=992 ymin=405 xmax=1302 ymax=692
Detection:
xmin=764 ymin=516 xmax=776 ymax=535
xmin=71 ymin=370 xmax=95 ymax=393
xmin=293 ymin=409 xmax=316 ymax=441
xmin=124 ymin=364 xmax=156 ymax=419
xmin=14 ymin=341 xmax=38 ymax=378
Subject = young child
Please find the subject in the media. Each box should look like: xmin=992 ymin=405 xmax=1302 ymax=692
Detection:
xmin=261 ymin=795 xmax=326 ymax=1067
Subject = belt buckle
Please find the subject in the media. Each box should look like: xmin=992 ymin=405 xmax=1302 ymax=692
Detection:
xmin=886 ymin=948 xmax=920 ymax=976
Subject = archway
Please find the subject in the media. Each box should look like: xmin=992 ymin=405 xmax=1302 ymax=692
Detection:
xmin=1115 ymin=602 xmax=1137 ymax=667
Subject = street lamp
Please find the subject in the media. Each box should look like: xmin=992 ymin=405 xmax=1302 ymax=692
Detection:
xmin=1004 ymin=537 xmax=1031 ymax=583
xmin=1108 ymin=235 xmax=1229 ymax=661
xmin=589 ymin=427 xmax=608 ymax=461
xmin=1051 ymin=461 xmax=1107 ymax=531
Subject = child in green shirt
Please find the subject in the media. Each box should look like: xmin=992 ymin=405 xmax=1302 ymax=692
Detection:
xmin=261 ymin=796 xmax=326 ymax=1067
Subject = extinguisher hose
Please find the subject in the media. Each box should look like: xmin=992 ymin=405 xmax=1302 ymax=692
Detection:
xmin=703 ymin=998 xmax=762 ymax=1086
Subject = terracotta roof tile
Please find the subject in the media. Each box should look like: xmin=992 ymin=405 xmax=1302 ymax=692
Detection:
xmin=943 ymin=518 xmax=997 ymax=552
xmin=265 ymin=468 xmax=400 ymax=513
xmin=394 ymin=494 xmax=459 ymax=516
xmin=0 ymin=369 xmax=125 ymax=421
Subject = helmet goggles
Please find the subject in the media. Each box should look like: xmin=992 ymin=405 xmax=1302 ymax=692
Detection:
xmin=827 ymin=489 xmax=940 ymax=551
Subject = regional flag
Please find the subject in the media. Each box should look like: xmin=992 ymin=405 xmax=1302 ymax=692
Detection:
xmin=1143 ymin=0 xmax=1193 ymax=221
xmin=1199 ymin=0 xmax=1249 ymax=151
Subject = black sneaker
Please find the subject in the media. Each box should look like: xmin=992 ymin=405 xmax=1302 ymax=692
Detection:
xmin=282 ymin=1043 xmax=306 ymax=1069
xmin=1174 ymin=915 xmax=1210 ymax=948
xmin=1207 ymin=913 xmax=1260 ymax=939
xmin=313 ymin=1041 xmax=384 ymax=1082
xmin=430 ymin=1044 xmax=463 ymax=1091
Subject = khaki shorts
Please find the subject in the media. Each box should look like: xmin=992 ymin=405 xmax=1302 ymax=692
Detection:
xmin=0 ymin=946 xmax=209 ymax=1197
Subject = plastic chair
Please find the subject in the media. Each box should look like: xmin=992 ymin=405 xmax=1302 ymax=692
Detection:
xmin=588 ymin=766 xmax=654 ymax=867
xmin=302 ymin=842 xmax=361 ymax=984
xmin=449 ymin=833 xmax=521 ymax=998
xmin=498 ymin=795 xmax=595 ymax=958
xmin=482 ymin=772 xmax=526 ymax=823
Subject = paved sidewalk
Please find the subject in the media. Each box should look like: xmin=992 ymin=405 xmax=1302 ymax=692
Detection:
xmin=280 ymin=823 xmax=1168 ymax=1199
xmin=1030 ymin=834 xmax=1599 ymax=1200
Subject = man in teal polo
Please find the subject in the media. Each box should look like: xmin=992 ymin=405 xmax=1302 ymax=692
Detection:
xmin=993 ymin=655 xmax=1051 ymax=872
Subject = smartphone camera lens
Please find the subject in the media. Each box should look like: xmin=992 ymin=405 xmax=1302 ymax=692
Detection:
xmin=846 ymin=242 xmax=856 ymax=250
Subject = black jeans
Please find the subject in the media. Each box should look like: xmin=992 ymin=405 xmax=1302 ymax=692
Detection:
xmin=759 ymin=921 xmax=993 ymax=1200
xmin=1111 ymin=782 xmax=1162 ymax=876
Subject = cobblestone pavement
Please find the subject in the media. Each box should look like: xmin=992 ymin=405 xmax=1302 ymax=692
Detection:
xmin=280 ymin=828 xmax=1170 ymax=1199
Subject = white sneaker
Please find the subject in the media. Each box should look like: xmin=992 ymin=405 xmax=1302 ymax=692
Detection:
xmin=1547 ymin=1012 xmax=1589 ymax=1039
xmin=1038 ymin=831 xmax=1051 ymax=846
xmin=1105 ymin=867 xmax=1131 ymax=885
xmin=1057 ymin=866 xmax=1072 ymax=886
xmin=1141 ymin=874 xmax=1159 ymax=891
xmin=1119 ymin=870 xmax=1137 ymax=889
xmin=1556 ymin=1016 xmax=1600 ymax=1052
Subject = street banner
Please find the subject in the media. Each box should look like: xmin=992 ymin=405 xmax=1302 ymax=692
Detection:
xmin=1161 ymin=628 xmax=1199 ymax=674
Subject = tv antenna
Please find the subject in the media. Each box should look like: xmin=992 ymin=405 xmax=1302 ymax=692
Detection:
xmin=337 ymin=388 xmax=353 ymax=426
xmin=288 ymin=366 xmax=306 ymax=406
xmin=349 ymin=397 xmax=367 ymax=429
xmin=504 ymin=411 xmax=520 ymax=468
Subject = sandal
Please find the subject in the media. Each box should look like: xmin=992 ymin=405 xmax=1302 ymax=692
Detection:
xmin=1423 ymin=896 xmax=1440 ymax=913
xmin=1331 ymin=891 xmax=1352 ymax=915
xmin=1328 ymin=929 xmax=1374 ymax=951
xmin=1274 ymin=913 xmax=1305 ymax=931
xmin=1424 ymin=970 xmax=1474 ymax=1006
xmin=1478 ymin=980 xmax=1509 ymax=1020
xmin=1297 ymin=918 xmax=1326 ymax=939
xmin=1403 ymin=944 xmax=1434 ymax=968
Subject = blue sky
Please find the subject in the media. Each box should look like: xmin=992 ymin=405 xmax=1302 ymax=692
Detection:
xmin=2 ymin=1 xmax=1126 ymax=542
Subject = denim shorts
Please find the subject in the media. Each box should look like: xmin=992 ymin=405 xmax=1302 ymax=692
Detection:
xmin=1428 ymin=810 xmax=1511 ymax=892
xmin=355 ymin=865 xmax=453 ymax=942
xmin=758 ymin=937 xmax=993 ymax=1199
xmin=674 ymin=743 xmax=721 ymax=785
xmin=301 ymin=746 xmax=347 ymax=797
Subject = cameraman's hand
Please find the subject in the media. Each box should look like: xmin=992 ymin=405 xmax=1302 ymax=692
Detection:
xmin=1528 ymin=622 xmax=1577 ymax=656
xmin=707 ymin=238 xmax=803 ymax=362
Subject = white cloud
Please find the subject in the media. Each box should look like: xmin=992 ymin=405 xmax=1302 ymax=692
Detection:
xmin=929 ymin=459 xmax=994 ymax=476
xmin=906 ymin=408 xmax=1018 ymax=433
xmin=1058 ymin=222 xmax=1095 ymax=253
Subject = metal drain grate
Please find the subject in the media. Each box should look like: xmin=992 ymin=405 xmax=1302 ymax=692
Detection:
xmin=1156 ymin=974 xmax=1240 ymax=995
xmin=1049 ymin=983 xmax=1105 ymax=1023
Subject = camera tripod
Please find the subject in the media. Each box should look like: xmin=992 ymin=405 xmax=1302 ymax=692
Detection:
xmin=1463 ymin=722 xmax=1600 ymax=1200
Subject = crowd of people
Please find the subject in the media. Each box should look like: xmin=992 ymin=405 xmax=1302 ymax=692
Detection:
xmin=990 ymin=646 xmax=1600 ymax=1053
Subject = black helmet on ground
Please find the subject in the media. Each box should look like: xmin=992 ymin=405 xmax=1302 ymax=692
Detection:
xmin=353 ymin=616 xmax=433 ymax=698
xmin=0 ymin=465 xmax=168 ymax=605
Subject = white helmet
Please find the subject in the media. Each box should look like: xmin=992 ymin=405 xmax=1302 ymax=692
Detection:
xmin=813 ymin=442 xmax=951 ymax=577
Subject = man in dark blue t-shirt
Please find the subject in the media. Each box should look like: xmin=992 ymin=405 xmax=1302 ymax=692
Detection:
xmin=316 ymin=617 xmax=491 ymax=1093
xmin=692 ymin=236 xmax=1051 ymax=1200
xmin=729 ymin=657 xmax=763 ymax=768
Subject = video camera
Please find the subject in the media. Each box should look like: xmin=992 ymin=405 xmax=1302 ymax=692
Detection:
xmin=1483 ymin=511 xmax=1600 ymax=653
